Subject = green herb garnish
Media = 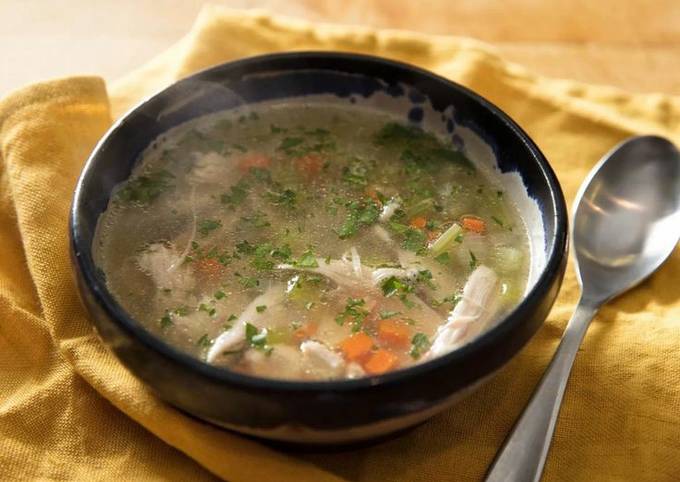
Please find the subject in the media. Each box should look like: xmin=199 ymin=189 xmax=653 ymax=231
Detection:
xmin=294 ymin=249 xmax=319 ymax=268
xmin=335 ymin=297 xmax=369 ymax=332
xmin=117 ymin=170 xmax=174 ymax=205
xmin=159 ymin=313 xmax=173 ymax=329
xmin=379 ymin=310 xmax=401 ymax=319
xmin=197 ymin=334 xmax=213 ymax=348
xmin=245 ymin=323 xmax=272 ymax=354
xmin=337 ymin=199 xmax=380 ymax=239
xmin=266 ymin=187 xmax=297 ymax=208
xmin=434 ymin=252 xmax=450 ymax=265
xmin=256 ymin=305 xmax=267 ymax=313
xmin=410 ymin=333 xmax=430 ymax=359
xmin=241 ymin=211 xmax=270 ymax=228
xmin=198 ymin=219 xmax=221 ymax=236
xmin=199 ymin=303 xmax=216 ymax=317
xmin=402 ymin=228 xmax=427 ymax=253
xmin=469 ymin=250 xmax=478 ymax=269
xmin=433 ymin=293 xmax=462 ymax=308
xmin=221 ymin=181 xmax=249 ymax=206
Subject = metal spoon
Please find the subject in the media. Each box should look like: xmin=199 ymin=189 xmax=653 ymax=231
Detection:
xmin=485 ymin=136 xmax=680 ymax=482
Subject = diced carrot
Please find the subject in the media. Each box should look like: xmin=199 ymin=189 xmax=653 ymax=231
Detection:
xmin=238 ymin=153 xmax=271 ymax=172
xmin=461 ymin=215 xmax=486 ymax=234
xmin=194 ymin=258 xmax=224 ymax=280
xmin=377 ymin=319 xmax=411 ymax=347
xmin=293 ymin=321 xmax=319 ymax=341
xmin=340 ymin=332 xmax=374 ymax=361
xmin=365 ymin=186 xmax=382 ymax=206
xmin=363 ymin=349 xmax=398 ymax=375
xmin=294 ymin=153 xmax=323 ymax=177
xmin=409 ymin=216 xmax=427 ymax=229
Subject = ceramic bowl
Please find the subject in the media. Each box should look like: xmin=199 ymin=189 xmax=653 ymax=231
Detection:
xmin=70 ymin=52 xmax=568 ymax=444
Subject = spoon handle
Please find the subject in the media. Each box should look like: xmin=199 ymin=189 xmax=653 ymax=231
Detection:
xmin=485 ymin=300 xmax=599 ymax=482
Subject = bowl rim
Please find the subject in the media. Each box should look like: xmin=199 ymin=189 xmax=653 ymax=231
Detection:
xmin=70 ymin=51 xmax=568 ymax=393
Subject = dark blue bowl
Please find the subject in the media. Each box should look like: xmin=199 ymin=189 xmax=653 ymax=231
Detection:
xmin=70 ymin=52 xmax=567 ymax=444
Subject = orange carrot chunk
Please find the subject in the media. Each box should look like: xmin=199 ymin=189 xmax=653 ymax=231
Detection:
xmin=238 ymin=153 xmax=271 ymax=172
xmin=365 ymin=186 xmax=382 ymax=206
xmin=340 ymin=332 xmax=374 ymax=361
xmin=293 ymin=321 xmax=319 ymax=341
xmin=377 ymin=319 xmax=411 ymax=347
xmin=294 ymin=153 xmax=323 ymax=177
xmin=461 ymin=215 xmax=486 ymax=234
xmin=363 ymin=349 xmax=398 ymax=375
xmin=194 ymin=258 xmax=224 ymax=280
xmin=409 ymin=216 xmax=427 ymax=229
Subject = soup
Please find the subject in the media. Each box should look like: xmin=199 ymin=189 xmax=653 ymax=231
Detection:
xmin=93 ymin=103 xmax=529 ymax=380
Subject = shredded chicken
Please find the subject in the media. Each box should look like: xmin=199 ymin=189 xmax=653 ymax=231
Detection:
xmin=188 ymin=151 xmax=234 ymax=183
xmin=276 ymin=258 xmax=376 ymax=292
xmin=424 ymin=265 xmax=499 ymax=360
xmin=346 ymin=362 xmax=366 ymax=379
xmin=371 ymin=266 xmax=422 ymax=286
xmin=379 ymin=197 xmax=401 ymax=221
xmin=136 ymin=243 xmax=195 ymax=292
xmin=300 ymin=340 xmax=346 ymax=376
xmin=206 ymin=284 xmax=285 ymax=363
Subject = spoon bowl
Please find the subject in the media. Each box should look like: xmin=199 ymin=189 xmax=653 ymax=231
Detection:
xmin=486 ymin=135 xmax=680 ymax=482
xmin=574 ymin=136 xmax=680 ymax=303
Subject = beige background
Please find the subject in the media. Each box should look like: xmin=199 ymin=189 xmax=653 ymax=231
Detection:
xmin=2 ymin=0 xmax=679 ymax=97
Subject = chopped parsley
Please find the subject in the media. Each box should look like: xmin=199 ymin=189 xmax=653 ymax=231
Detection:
xmin=335 ymin=297 xmax=369 ymax=332
xmin=373 ymin=122 xmax=472 ymax=170
xmin=256 ymin=305 xmax=267 ymax=313
xmin=214 ymin=290 xmax=226 ymax=300
xmin=227 ymin=314 xmax=238 ymax=322
xmin=271 ymin=244 xmax=292 ymax=261
xmin=245 ymin=323 xmax=272 ymax=354
xmin=342 ymin=157 xmax=375 ymax=187
xmin=278 ymin=137 xmax=304 ymax=153
xmin=235 ymin=273 xmax=259 ymax=289
xmin=337 ymin=199 xmax=380 ymax=239
xmin=433 ymin=293 xmax=462 ymax=308
xmin=198 ymin=219 xmax=221 ymax=236
xmin=241 ymin=211 xmax=270 ymax=228
xmin=469 ymin=250 xmax=478 ymax=269
xmin=196 ymin=334 xmax=213 ymax=348
xmin=266 ymin=187 xmax=297 ymax=208
xmin=402 ymin=227 xmax=427 ymax=253
xmin=379 ymin=310 xmax=401 ymax=319
xmin=294 ymin=249 xmax=319 ymax=268
xmin=235 ymin=240 xmax=256 ymax=255
xmin=117 ymin=170 xmax=174 ymax=205
xmin=198 ymin=303 xmax=216 ymax=317
xmin=252 ymin=243 xmax=275 ymax=270
xmin=410 ymin=333 xmax=430 ymax=359
xmin=159 ymin=313 xmax=173 ymax=329
xmin=491 ymin=216 xmax=504 ymax=227
xmin=221 ymin=181 xmax=249 ymax=207
xmin=380 ymin=270 xmax=433 ymax=307
xmin=434 ymin=252 xmax=450 ymax=265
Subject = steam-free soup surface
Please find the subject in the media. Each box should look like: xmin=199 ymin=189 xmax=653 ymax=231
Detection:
xmin=94 ymin=103 xmax=529 ymax=380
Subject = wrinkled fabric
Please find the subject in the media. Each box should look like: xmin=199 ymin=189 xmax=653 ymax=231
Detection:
xmin=1 ymin=6 xmax=679 ymax=481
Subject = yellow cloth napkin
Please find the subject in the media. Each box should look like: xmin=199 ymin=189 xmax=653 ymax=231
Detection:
xmin=1 ymin=6 xmax=679 ymax=481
